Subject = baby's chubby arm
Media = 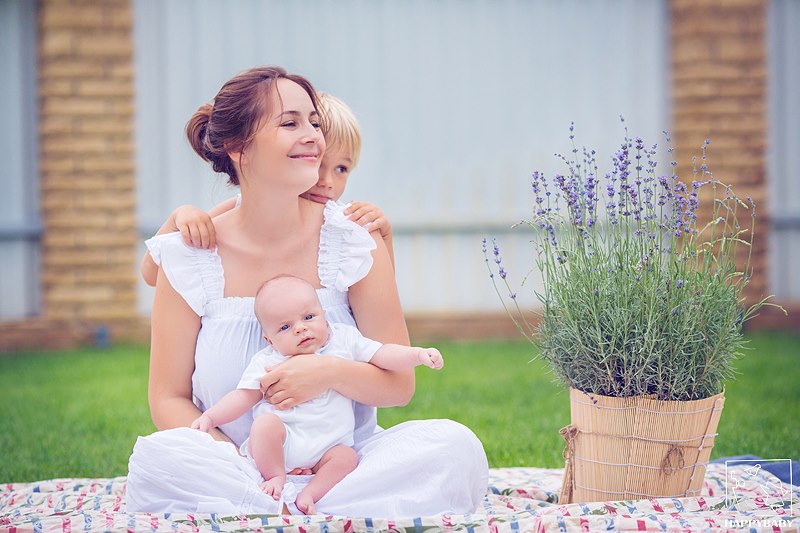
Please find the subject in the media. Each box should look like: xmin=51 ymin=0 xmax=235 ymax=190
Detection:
xmin=369 ymin=344 xmax=444 ymax=371
xmin=191 ymin=388 xmax=263 ymax=432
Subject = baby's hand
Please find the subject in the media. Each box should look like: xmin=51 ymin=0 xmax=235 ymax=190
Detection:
xmin=418 ymin=348 xmax=444 ymax=370
xmin=345 ymin=201 xmax=392 ymax=239
xmin=191 ymin=413 xmax=214 ymax=432
xmin=172 ymin=204 xmax=217 ymax=250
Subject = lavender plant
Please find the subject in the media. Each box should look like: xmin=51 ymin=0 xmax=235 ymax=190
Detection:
xmin=485 ymin=119 xmax=782 ymax=401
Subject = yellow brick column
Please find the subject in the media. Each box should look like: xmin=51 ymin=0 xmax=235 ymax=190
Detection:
xmin=38 ymin=0 xmax=139 ymax=343
xmin=670 ymin=0 xmax=768 ymax=304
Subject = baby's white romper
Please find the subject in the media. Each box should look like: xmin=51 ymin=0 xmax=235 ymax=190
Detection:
xmin=239 ymin=322 xmax=381 ymax=470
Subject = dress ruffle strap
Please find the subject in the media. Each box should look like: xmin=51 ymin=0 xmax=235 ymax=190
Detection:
xmin=318 ymin=201 xmax=377 ymax=292
xmin=145 ymin=233 xmax=224 ymax=316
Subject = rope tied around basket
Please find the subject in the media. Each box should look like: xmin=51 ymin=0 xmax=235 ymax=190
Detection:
xmin=559 ymin=424 xmax=579 ymax=504
xmin=659 ymin=443 xmax=686 ymax=476
xmin=561 ymin=389 xmax=725 ymax=500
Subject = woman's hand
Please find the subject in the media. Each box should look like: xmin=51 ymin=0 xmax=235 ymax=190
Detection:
xmin=260 ymin=354 xmax=336 ymax=410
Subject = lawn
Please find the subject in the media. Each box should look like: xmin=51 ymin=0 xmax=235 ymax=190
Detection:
xmin=0 ymin=332 xmax=798 ymax=483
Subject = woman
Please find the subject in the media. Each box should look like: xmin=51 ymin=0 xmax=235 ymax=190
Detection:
xmin=125 ymin=66 xmax=487 ymax=517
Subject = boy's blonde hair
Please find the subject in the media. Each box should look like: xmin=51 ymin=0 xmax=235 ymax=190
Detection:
xmin=318 ymin=93 xmax=362 ymax=168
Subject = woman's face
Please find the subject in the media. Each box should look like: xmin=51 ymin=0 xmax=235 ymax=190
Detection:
xmin=300 ymin=144 xmax=353 ymax=204
xmin=239 ymin=78 xmax=326 ymax=193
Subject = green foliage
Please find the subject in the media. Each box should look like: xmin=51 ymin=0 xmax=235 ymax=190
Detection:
xmin=0 ymin=335 xmax=797 ymax=482
xmin=486 ymin=123 xmax=784 ymax=400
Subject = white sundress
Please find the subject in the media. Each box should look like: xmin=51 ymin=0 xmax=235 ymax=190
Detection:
xmin=125 ymin=201 xmax=488 ymax=517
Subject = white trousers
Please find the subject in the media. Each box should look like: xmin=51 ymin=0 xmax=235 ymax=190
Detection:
xmin=125 ymin=419 xmax=488 ymax=517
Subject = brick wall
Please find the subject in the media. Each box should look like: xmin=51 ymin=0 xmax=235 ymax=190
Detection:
xmin=0 ymin=0 xmax=141 ymax=351
xmin=670 ymin=0 xmax=769 ymax=305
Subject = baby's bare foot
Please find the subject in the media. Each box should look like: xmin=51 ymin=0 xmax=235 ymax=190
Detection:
xmin=259 ymin=476 xmax=285 ymax=500
xmin=295 ymin=490 xmax=316 ymax=515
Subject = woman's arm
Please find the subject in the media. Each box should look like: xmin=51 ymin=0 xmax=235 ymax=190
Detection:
xmin=263 ymin=234 xmax=414 ymax=409
xmin=141 ymin=198 xmax=238 ymax=286
xmin=149 ymin=266 xmax=232 ymax=442
xmin=347 ymin=232 xmax=408 ymax=344
xmin=381 ymin=231 xmax=395 ymax=269
xmin=339 ymin=233 xmax=414 ymax=404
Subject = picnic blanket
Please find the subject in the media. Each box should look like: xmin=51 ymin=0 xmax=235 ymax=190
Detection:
xmin=1 ymin=464 xmax=797 ymax=532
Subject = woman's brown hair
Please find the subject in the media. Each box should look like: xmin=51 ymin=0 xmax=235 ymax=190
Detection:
xmin=186 ymin=66 xmax=320 ymax=186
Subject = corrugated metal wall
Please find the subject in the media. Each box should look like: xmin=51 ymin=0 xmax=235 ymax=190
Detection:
xmin=0 ymin=0 xmax=40 ymax=319
xmin=134 ymin=0 xmax=670 ymax=313
xmin=768 ymin=0 xmax=800 ymax=302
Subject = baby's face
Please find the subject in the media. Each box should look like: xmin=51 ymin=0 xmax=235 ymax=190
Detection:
xmin=300 ymin=144 xmax=354 ymax=204
xmin=258 ymin=280 xmax=329 ymax=356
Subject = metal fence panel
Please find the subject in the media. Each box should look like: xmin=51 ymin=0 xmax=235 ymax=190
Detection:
xmin=0 ymin=0 xmax=40 ymax=319
xmin=134 ymin=0 xmax=669 ymax=313
xmin=768 ymin=0 xmax=800 ymax=301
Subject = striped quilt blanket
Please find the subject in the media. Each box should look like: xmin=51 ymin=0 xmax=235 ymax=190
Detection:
xmin=1 ymin=464 xmax=797 ymax=532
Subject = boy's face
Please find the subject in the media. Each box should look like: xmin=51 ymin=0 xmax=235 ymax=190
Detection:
xmin=300 ymin=144 xmax=354 ymax=204
xmin=257 ymin=279 xmax=329 ymax=356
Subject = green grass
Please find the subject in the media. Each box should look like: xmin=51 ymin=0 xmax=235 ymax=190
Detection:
xmin=0 ymin=345 xmax=156 ymax=483
xmin=380 ymin=340 xmax=570 ymax=468
xmin=1 ymin=333 xmax=798 ymax=483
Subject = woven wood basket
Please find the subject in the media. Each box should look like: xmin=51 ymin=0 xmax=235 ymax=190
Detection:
xmin=559 ymin=388 xmax=725 ymax=503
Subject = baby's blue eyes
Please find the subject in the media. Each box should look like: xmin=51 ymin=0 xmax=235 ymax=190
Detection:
xmin=336 ymin=165 xmax=349 ymax=174
xmin=279 ymin=315 xmax=313 ymax=331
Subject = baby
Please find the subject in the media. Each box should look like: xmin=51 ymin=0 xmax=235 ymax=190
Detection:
xmin=191 ymin=275 xmax=443 ymax=514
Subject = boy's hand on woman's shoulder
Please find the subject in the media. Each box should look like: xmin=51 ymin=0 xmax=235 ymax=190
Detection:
xmin=345 ymin=201 xmax=392 ymax=239
xmin=172 ymin=204 xmax=217 ymax=250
